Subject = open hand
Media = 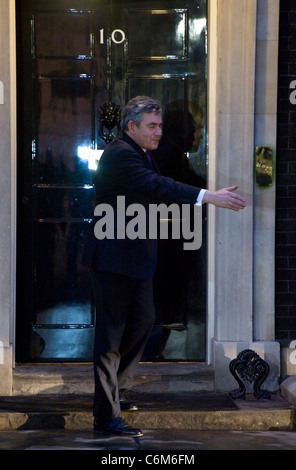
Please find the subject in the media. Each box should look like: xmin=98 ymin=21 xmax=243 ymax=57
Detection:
xmin=203 ymin=185 xmax=247 ymax=211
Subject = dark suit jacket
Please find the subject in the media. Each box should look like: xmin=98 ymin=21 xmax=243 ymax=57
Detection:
xmin=82 ymin=131 xmax=202 ymax=279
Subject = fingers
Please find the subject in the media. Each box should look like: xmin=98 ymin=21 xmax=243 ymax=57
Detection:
xmin=228 ymin=194 xmax=247 ymax=210
xmin=225 ymin=185 xmax=238 ymax=192
xmin=225 ymin=187 xmax=247 ymax=209
xmin=229 ymin=201 xmax=245 ymax=211
xmin=231 ymin=192 xmax=247 ymax=205
xmin=202 ymin=188 xmax=247 ymax=209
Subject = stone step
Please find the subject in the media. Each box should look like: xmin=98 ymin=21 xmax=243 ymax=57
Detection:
xmin=12 ymin=363 xmax=215 ymax=395
xmin=0 ymin=390 xmax=294 ymax=432
xmin=3 ymin=363 xmax=294 ymax=432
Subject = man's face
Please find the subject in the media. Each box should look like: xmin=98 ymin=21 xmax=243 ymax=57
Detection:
xmin=127 ymin=112 xmax=162 ymax=151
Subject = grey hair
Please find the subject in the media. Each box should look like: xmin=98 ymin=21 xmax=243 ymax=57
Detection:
xmin=121 ymin=96 xmax=162 ymax=131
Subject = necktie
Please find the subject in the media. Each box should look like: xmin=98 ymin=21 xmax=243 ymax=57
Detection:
xmin=145 ymin=150 xmax=152 ymax=164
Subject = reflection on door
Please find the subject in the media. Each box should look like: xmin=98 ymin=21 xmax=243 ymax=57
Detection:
xmin=16 ymin=0 xmax=207 ymax=363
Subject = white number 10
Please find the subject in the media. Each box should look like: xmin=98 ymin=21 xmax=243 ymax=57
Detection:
xmin=99 ymin=29 xmax=126 ymax=44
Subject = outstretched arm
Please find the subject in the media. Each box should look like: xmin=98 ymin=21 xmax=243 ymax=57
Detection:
xmin=203 ymin=185 xmax=247 ymax=211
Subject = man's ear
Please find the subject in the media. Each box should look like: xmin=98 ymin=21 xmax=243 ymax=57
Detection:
xmin=127 ymin=120 xmax=136 ymax=134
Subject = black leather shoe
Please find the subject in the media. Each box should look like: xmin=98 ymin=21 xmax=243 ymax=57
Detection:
xmin=94 ymin=417 xmax=143 ymax=437
xmin=120 ymin=398 xmax=138 ymax=411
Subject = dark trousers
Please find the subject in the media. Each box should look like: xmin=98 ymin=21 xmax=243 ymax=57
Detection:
xmin=89 ymin=268 xmax=155 ymax=424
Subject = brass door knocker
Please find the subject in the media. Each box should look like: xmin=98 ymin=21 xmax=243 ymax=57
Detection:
xmin=98 ymin=102 xmax=121 ymax=143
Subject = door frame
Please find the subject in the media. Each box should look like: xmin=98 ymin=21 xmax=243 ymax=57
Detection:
xmin=10 ymin=0 xmax=215 ymax=365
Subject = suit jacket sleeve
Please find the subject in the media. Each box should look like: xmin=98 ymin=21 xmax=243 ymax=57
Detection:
xmin=96 ymin=136 xmax=202 ymax=206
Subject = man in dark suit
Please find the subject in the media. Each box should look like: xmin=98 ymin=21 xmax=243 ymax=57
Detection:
xmin=83 ymin=96 xmax=247 ymax=437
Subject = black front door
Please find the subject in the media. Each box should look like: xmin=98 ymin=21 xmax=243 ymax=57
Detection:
xmin=16 ymin=0 xmax=208 ymax=362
